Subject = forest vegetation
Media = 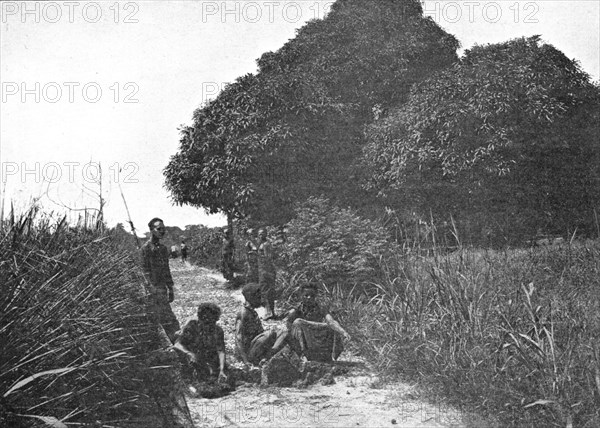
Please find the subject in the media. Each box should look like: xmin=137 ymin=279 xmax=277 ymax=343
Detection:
xmin=2 ymin=0 xmax=599 ymax=426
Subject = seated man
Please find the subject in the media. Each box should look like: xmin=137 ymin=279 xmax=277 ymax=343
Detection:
xmin=173 ymin=303 xmax=228 ymax=383
xmin=235 ymin=283 xmax=287 ymax=367
xmin=286 ymin=282 xmax=351 ymax=362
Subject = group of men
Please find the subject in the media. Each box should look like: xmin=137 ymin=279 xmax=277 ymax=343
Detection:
xmin=221 ymin=226 xmax=278 ymax=318
xmin=141 ymin=217 xmax=351 ymax=388
xmin=243 ymin=227 xmax=277 ymax=319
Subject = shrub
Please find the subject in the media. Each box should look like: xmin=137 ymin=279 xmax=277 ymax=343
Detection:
xmin=279 ymin=197 xmax=397 ymax=290
xmin=184 ymin=225 xmax=223 ymax=268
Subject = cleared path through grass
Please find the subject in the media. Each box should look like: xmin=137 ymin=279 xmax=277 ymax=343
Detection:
xmin=169 ymin=260 xmax=469 ymax=428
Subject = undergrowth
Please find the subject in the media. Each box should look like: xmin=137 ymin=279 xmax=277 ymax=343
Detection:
xmin=293 ymin=242 xmax=600 ymax=427
xmin=0 ymin=209 xmax=169 ymax=427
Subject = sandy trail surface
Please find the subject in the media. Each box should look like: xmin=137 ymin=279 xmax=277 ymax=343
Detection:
xmin=169 ymin=260 xmax=468 ymax=428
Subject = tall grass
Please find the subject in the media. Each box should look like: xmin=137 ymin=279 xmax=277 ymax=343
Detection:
xmin=0 ymin=209 xmax=169 ymax=427
xmin=334 ymin=242 xmax=600 ymax=427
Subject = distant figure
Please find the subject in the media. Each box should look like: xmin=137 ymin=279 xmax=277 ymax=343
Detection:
xmin=235 ymin=283 xmax=287 ymax=367
xmin=285 ymin=282 xmax=351 ymax=362
xmin=180 ymin=240 xmax=188 ymax=263
xmin=221 ymin=227 xmax=235 ymax=281
xmin=173 ymin=303 xmax=228 ymax=384
xmin=244 ymin=228 xmax=259 ymax=283
xmin=257 ymin=228 xmax=276 ymax=319
xmin=140 ymin=217 xmax=181 ymax=343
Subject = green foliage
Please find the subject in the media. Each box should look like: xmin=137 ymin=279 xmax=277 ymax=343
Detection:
xmin=279 ymin=197 xmax=396 ymax=288
xmin=0 ymin=211 xmax=166 ymax=427
xmin=363 ymin=36 xmax=600 ymax=244
xmin=182 ymin=224 xmax=223 ymax=268
xmin=164 ymin=0 xmax=458 ymax=225
xmin=340 ymin=242 xmax=600 ymax=427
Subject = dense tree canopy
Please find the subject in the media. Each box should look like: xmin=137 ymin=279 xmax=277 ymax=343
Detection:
xmin=363 ymin=36 xmax=600 ymax=243
xmin=164 ymin=0 xmax=458 ymax=226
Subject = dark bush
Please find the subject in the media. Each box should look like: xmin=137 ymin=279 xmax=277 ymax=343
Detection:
xmin=279 ymin=197 xmax=397 ymax=290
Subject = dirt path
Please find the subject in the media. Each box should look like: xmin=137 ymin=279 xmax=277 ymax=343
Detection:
xmin=169 ymin=260 xmax=469 ymax=428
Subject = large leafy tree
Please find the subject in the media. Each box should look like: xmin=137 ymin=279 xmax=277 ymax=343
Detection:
xmin=363 ymin=36 xmax=600 ymax=243
xmin=164 ymin=0 xmax=458 ymax=226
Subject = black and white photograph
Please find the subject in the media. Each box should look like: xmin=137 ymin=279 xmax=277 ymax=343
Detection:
xmin=1 ymin=1 xmax=599 ymax=426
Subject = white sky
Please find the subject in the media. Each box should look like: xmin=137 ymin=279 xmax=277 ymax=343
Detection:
xmin=1 ymin=1 xmax=598 ymax=231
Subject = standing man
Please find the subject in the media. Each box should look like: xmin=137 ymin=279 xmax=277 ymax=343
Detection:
xmin=141 ymin=217 xmax=181 ymax=343
xmin=221 ymin=227 xmax=235 ymax=282
xmin=244 ymin=228 xmax=259 ymax=284
xmin=180 ymin=240 xmax=188 ymax=264
xmin=258 ymin=228 xmax=277 ymax=320
xmin=140 ymin=218 xmax=194 ymax=427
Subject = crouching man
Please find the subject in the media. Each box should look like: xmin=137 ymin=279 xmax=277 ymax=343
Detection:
xmin=286 ymin=282 xmax=351 ymax=362
xmin=173 ymin=303 xmax=228 ymax=383
xmin=235 ymin=283 xmax=287 ymax=367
